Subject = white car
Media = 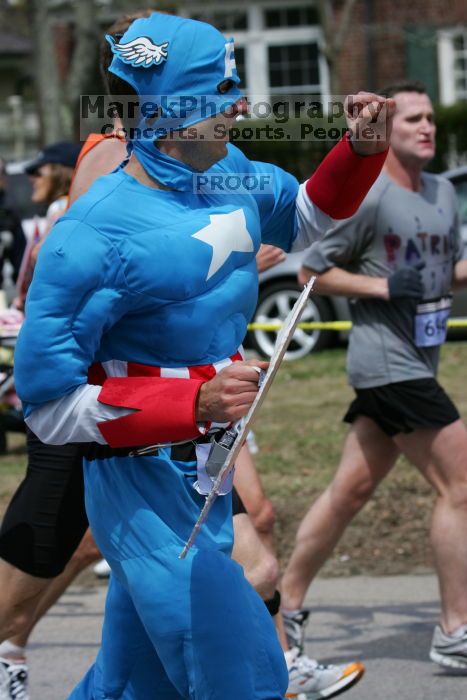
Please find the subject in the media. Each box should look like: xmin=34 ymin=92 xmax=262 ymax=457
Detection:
xmin=248 ymin=168 xmax=467 ymax=359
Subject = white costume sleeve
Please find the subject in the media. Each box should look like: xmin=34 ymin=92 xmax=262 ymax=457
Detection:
xmin=24 ymin=385 xmax=133 ymax=445
xmin=291 ymin=183 xmax=335 ymax=252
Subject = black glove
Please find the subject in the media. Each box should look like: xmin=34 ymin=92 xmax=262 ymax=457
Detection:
xmin=387 ymin=266 xmax=424 ymax=300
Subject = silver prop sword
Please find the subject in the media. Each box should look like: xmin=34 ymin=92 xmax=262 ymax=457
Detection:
xmin=179 ymin=275 xmax=316 ymax=559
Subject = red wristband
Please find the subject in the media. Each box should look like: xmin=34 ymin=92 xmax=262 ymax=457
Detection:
xmin=305 ymin=133 xmax=388 ymax=219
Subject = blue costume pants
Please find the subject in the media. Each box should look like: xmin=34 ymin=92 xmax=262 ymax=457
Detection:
xmin=67 ymin=452 xmax=288 ymax=699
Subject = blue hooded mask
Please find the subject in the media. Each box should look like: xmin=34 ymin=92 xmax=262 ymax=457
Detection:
xmin=106 ymin=12 xmax=244 ymax=190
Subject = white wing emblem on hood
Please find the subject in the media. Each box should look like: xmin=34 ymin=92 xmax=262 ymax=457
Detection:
xmin=108 ymin=35 xmax=169 ymax=68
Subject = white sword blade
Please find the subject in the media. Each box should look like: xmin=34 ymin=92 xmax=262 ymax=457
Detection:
xmin=180 ymin=276 xmax=316 ymax=558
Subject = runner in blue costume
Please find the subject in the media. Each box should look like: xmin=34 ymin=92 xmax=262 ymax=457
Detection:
xmin=14 ymin=12 xmax=394 ymax=699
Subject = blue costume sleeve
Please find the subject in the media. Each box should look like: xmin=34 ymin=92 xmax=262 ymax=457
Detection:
xmin=249 ymin=161 xmax=299 ymax=252
xmin=15 ymin=219 xmax=130 ymax=413
xmin=247 ymin=136 xmax=390 ymax=253
xmin=14 ymin=216 xmax=208 ymax=447
xmin=218 ymin=144 xmax=333 ymax=252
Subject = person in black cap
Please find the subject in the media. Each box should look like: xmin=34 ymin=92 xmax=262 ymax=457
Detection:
xmin=25 ymin=142 xmax=81 ymax=175
xmin=16 ymin=142 xmax=81 ymax=310
xmin=25 ymin=142 xmax=81 ymax=233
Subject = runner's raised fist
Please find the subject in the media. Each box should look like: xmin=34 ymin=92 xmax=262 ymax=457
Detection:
xmin=344 ymin=92 xmax=396 ymax=155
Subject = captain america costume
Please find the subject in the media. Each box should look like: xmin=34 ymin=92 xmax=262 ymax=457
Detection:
xmin=14 ymin=13 xmax=388 ymax=700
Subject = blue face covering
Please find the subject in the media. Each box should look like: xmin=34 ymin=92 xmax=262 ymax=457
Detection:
xmin=107 ymin=12 xmax=244 ymax=190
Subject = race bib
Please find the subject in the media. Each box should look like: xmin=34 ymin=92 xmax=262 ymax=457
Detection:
xmin=193 ymin=442 xmax=235 ymax=496
xmin=414 ymin=296 xmax=452 ymax=348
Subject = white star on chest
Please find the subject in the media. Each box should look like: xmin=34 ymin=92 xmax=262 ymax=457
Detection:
xmin=192 ymin=209 xmax=254 ymax=280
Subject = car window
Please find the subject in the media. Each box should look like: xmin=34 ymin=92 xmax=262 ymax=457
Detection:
xmin=451 ymin=177 xmax=467 ymax=227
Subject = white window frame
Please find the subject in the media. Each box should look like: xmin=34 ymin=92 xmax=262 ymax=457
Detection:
xmin=438 ymin=27 xmax=467 ymax=105
xmin=179 ymin=1 xmax=329 ymax=102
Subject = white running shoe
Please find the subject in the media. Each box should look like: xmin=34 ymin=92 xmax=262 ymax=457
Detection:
xmin=430 ymin=624 xmax=467 ymax=669
xmin=283 ymin=609 xmax=310 ymax=654
xmin=93 ymin=559 xmax=111 ymax=578
xmin=0 ymin=658 xmax=29 ymax=700
xmin=285 ymin=647 xmax=365 ymax=700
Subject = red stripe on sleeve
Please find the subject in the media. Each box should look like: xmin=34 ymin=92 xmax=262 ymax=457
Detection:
xmin=97 ymin=377 xmax=203 ymax=447
xmin=127 ymin=362 xmax=161 ymax=377
xmin=189 ymin=364 xmax=217 ymax=381
xmin=305 ymin=133 xmax=388 ymax=219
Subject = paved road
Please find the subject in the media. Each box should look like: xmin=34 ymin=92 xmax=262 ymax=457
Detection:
xmin=27 ymin=573 xmax=466 ymax=699
xmin=301 ymin=575 xmax=466 ymax=700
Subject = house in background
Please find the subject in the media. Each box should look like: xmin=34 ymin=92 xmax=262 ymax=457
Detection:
xmin=0 ymin=0 xmax=466 ymax=159
xmin=174 ymin=0 xmax=467 ymax=105
xmin=177 ymin=2 xmax=329 ymax=103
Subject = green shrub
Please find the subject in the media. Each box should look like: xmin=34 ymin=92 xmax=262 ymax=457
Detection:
xmin=429 ymin=103 xmax=467 ymax=172
xmin=234 ymin=105 xmax=467 ymax=178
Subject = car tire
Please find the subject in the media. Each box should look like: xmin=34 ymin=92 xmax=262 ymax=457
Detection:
xmin=248 ymin=279 xmax=335 ymax=360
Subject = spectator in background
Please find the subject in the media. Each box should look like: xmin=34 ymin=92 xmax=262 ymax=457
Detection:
xmin=16 ymin=143 xmax=81 ymax=309
xmin=0 ymin=159 xmax=27 ymax=453
xmin=0 ymin=159 xmax=26 ymax=297
xmin=26 ymin=142 xmax=81 ymax=232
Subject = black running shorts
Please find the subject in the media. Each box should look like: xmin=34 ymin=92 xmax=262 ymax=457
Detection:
xmin=0 ymin=429 xmax=88 ymax=578
xmin=0 ymin=428 xmax=248 ymax=577
xmin=344 ymin=377 xmax=460 ymax=437
xmin=232 ymin=487 xmax=247 ymax=516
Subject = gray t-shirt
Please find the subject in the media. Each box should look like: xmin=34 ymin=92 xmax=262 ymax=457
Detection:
xmin=303 ymin=172 xmax=463 ymax=388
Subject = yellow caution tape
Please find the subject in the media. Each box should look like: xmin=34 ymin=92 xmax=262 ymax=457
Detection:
xmin=247 ymin=318 xmax=467 ymax=332
xmin=447 ymin=318 xmax=467 ymax=328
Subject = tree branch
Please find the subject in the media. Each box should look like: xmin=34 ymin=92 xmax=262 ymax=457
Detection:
xmin=335 ymin=0 xmax=359 ymax=54
xmin=65 ymin=0 xmax=99 ymax=107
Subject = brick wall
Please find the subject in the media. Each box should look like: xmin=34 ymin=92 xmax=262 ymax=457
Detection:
xmin=337 ymin=0 xmax=467 ymax=95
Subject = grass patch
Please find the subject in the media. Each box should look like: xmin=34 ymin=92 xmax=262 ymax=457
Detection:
xmin=253 ymin=342 xmax=467 ymax=576
xmin=1 ymin=342 xmax=467 ymax=577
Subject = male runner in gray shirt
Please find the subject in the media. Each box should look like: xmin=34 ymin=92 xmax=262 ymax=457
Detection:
xmin=312 ymin=170 xmax=462 ymax=389
xmin=280 ymin=81 xmax=467 ymax=670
